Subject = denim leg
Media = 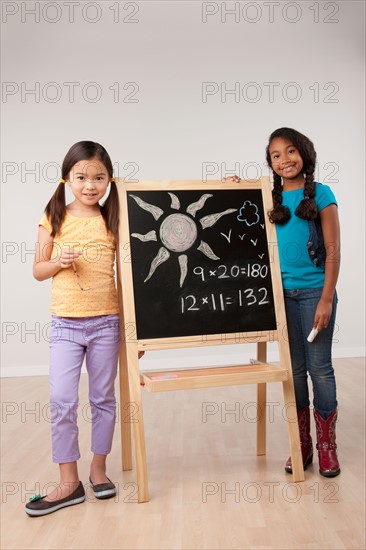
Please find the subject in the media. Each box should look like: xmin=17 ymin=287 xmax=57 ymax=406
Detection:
xmin=298 ymin=290 xmax=338 ymax=419
xmin=285 ymin=289 xmax=338 ymax=420
xmin=84 ymin=315 xmax=120 ymax=456
xmin=284 ymin=291 xmax=310 ymax=411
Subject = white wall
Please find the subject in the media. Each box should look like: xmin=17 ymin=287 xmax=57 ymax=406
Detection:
xmin=1 ymin=0 xmax=365 ymax=376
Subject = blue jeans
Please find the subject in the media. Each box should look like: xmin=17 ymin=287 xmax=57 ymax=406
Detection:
xmin=284 ymin=288 xmax=338 ymax=420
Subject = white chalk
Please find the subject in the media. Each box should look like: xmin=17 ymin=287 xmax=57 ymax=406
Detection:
xmin=307 ymin=327 xmax=319 ymax=343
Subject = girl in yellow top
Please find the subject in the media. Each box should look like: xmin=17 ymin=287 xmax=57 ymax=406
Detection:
xmin=26 ymin=141 xmax=122 ymax=516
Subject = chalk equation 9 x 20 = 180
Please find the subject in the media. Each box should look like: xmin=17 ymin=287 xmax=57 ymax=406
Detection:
xmin=180 ymin=288 xmax=270 ymax=314
xmin=193 ymin=263 xmax=269 ymax=282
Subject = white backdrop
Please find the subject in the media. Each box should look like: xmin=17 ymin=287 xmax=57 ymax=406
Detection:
xmin=1 ymin=0 xmax=365 ymax=376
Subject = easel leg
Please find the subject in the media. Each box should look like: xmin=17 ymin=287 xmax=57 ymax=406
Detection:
xmin=128 ymin=347 xmax=149 ymax=503
xmin=119 ymin=340 xmax=132 ymax=471
xmin=282 ymin=378 xmax=304 ymax=482
xmin=256 ymin=342 xmax=267 ymax=456
xmin=276 ymin=331 xmax=305 ymax=482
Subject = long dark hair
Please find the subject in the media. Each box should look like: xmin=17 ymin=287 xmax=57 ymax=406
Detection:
xmin=266 ymin=127 xmax=317 ymax=224
xmin=44 ymin=141 xmax=119 ymax=238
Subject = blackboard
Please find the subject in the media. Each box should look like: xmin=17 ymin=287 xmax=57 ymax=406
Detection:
xmin=126 ymin=189 xmax=277 ymax=340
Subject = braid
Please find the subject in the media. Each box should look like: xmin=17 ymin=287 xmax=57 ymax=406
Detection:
xmin=268 ymin=172 xmax=291 ymax=224
xmin=295 ymin=170 xmax=318 ymax=220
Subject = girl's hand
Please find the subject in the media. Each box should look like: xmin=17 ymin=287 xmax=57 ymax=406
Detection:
xmin=313 ymin=297 xmax=333 ymax=332
xmin=223 ymin=175 xmax=241 ymax=183
xmin=59 ymin=248 xmax=82 ymax=269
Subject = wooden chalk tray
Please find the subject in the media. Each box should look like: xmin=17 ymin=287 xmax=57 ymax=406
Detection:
xmin=141 ymin=362 xmax=288 ymax=392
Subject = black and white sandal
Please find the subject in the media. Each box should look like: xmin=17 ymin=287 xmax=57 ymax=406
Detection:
xmin=89 ymin=476 xmax=116 ymax=499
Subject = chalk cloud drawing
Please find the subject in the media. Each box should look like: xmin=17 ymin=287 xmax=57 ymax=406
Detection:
xmin=237 ymin=201 xmax=260 ymax=226
xmin=130 ymin=193 xmax=237 ymax=287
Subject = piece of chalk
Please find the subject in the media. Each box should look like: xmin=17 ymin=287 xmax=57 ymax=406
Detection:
xmin=307 ymin=327 xmax=319 ymax=343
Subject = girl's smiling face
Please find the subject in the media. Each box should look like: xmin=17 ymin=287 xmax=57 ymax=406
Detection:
xmin=268 ymin=137 xmax=305 ymax=187
xmin=66 ymin=158 xmax=110 ymax=209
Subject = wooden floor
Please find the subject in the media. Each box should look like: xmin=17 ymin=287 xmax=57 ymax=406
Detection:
xmin=1 ymin=358 xmax=365 ymax=550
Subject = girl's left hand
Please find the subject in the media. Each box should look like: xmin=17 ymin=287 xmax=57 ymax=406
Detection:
xmin=223 ymin=175 xmax=241 ymax=183
xmin=313 ymin=298 xmax=333 ymax=331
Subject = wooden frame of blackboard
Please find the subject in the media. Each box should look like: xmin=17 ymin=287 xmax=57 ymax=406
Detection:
xmin=116 ymin=178 xmax=304 ymax=503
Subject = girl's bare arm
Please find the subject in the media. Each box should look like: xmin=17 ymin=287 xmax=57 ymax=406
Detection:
xmin=313 ymin=204 xmax=340 ymax=329
xmin=33 ymin=226 xmax=81 ymax=281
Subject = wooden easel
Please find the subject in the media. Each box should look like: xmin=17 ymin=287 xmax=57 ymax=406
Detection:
xmin=116 ymin=178 xmax=304 ymax=503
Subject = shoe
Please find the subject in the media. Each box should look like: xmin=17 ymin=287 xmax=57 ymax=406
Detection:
xmin=314 ymin=409 xmax=341 ymax=477
xmin=285 ymin=406 xmax=313 ymax=474
xmin=89 ymin=476 xmax=116 ymax=499
xmin=25 ymin=481 xmax=85 ymax=517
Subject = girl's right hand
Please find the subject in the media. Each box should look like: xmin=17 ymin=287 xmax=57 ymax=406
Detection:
xmin=223 ymin=175 xmax=241 ymax=183
xmin=59 ymin=248 xmax=82 ymax=269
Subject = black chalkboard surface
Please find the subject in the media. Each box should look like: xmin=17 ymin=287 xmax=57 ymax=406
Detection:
xmin=126 ymin=189 xmax=276 ymax=340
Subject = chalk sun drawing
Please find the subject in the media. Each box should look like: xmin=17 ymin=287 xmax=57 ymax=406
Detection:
xmin=130 ymin=193 xmax=237 ymax=287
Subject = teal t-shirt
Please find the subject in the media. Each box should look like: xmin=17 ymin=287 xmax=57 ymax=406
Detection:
xmin=275 ymin=183 xmax=337 ymax=290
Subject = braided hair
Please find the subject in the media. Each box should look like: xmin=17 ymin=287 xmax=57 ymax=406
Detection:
xmin=266 ymin=128 xmax=318 ymax=224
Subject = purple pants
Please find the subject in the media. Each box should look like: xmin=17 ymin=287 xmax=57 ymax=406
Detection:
xmin=49 ymin=314 xmax=120 ymax=463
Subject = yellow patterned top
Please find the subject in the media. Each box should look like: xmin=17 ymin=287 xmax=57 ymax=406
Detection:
xmin=39 ymin=211 xmax=119 ymax=317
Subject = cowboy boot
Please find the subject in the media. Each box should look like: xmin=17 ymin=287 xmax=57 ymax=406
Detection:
xmin=285 ymin=405 xmax=313 ymax=473
xmin=314 ymin=409 xmax=340 ymax=477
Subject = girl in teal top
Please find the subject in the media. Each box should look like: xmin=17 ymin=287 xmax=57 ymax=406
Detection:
xmin=266 ymin=127 xmax=341 ymax=477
